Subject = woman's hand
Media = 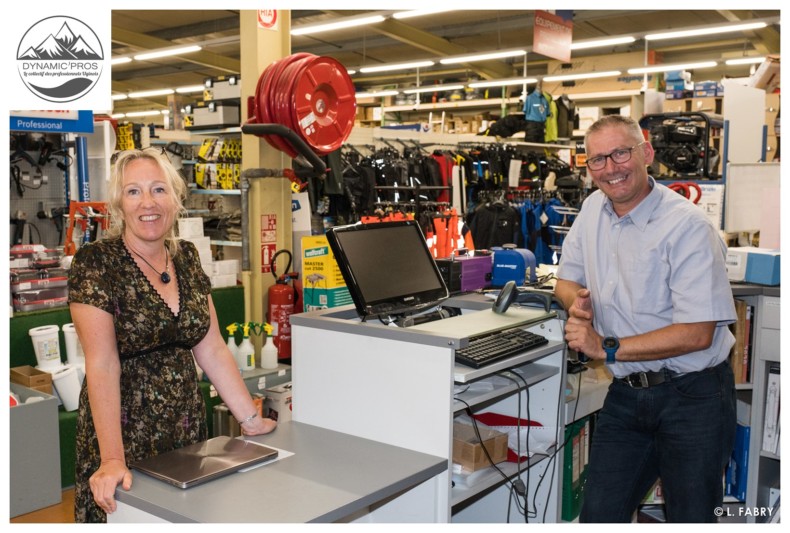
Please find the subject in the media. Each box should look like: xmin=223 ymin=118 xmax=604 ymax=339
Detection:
xmin=89 ymin=458 xmax=133 ymax=515
xmin=241 ymin=416 xmax=277 ymax=436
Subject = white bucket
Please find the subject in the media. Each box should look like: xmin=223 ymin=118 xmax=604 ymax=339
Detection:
xmin=51 ymin=366 xmax=81 ymax=411
xmin=29 ymin=325 xmax=63 ymax=371
xmin=62 ymin=323 xmax=86 ymax=366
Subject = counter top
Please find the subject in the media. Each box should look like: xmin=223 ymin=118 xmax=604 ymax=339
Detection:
xmin=113 ymin=421 xmax=447 ymax=523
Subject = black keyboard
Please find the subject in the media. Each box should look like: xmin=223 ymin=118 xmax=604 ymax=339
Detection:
xmin=455 ymin=327 xmax=550 ymax=369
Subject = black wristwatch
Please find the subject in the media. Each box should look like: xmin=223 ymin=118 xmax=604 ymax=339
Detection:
xmin=602 ymin=336 xmax=619 ymax=364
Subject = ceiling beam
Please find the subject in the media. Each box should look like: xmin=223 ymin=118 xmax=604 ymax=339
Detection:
xmin=112 ymin=26 xmax=240 ymax=73
xmin=715 ymin=10 xmax=780 ymax=55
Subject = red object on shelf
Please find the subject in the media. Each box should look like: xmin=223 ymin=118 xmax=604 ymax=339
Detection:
xmin=472 ymin=412 xmax=543 ymax=463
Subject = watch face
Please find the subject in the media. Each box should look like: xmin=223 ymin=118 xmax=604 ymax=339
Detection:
xmin=603 ymin=337 xmax=618 ymax=349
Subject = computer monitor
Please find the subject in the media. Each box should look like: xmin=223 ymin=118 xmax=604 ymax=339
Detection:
xmin=326 ymin=220 xmax=449 ymax=320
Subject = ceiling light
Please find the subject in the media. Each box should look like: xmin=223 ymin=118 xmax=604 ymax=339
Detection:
xmin=726 ymin=56 xmax=766 ymax=66
xmin=110 ymin=113 xmax=126 ymax=119
xmin=402 ymin=84 xmax=465 ymax=94
xmin=128 ymin=88 xmax=175 ymax=99
xmin=133 ymin=45 xmax=202 ymax=61
xmin=291 ymin=15 xmax=385 ymax=36
xmin=124 ymin=110 xmax=164 ymax=117
xmin=111 ymin=94 xmax=128 ymax=101
xmin=543 ymin=70 xmax=622 ymax=82
xmin=440 ymin=50 xmax=526 ymax=65
xmin=355 ymin=90 xmax=400 ymax=99
xmin=111 ymin=57 xmax=133 ymax=65
xmin=645 ymin=22 xmax=767 ymax=41
xmin=176 ymin=85 xmax=206 ymax=94
xmin=468 ymin=77 xmax=538 ymax=89
xmin=570 ymin=36 xmax=636 ymax=50
xmin=628 ymin=61 xmax=717 ymax=74
xmin=359 ymin=60 xmax=435 ymax=73
xmin=346 ymin=69 xmax=357 ymax=75
xmin=392 ymin=10 xmax=456 ymax=20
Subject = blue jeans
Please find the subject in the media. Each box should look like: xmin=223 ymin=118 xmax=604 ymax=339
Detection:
xmin=580 ymin=361 xmax=736 ymax=523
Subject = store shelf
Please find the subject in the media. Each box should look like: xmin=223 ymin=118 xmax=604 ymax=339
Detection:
xmin=211 ymin=240 xmax=242 ymax=247
xmin=189 ymin=188 xmax=241 ymax=196
xmin=384 ymin=97 xmax=521 ymax=113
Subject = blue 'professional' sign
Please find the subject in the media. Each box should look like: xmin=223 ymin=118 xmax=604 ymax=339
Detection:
xmin=10 ymin=110 xmax=95 ymax=133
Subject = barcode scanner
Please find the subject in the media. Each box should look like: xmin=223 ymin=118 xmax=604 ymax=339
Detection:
xmin=493 ymin=280 xmax=517 ymax=314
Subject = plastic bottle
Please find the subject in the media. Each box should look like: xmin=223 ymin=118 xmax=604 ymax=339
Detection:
xmin=260 ymin=322 xmax=278 ymax=369
xmin=237 ymin=323 xmax=256 ymax=371
xmin=225 ymin=323 xmax=239 ymax=361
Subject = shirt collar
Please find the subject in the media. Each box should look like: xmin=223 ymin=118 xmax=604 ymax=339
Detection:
xmin=603 ymin=176 xmax=659 ymax=231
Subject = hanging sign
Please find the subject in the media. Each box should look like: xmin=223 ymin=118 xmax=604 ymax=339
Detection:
xmin=10 ymin=110 xmax=94 ymax=132
xmin=258 ymin=10 xmax=279 ymax=31
xmin=533 ymin=10 xmax=573 ymax=63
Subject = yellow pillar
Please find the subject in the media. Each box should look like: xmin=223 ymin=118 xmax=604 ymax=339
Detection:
xmin=239 ymin=10 xmax=294 ymax=357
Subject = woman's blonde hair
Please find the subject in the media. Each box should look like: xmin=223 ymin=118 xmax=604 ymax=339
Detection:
xmin=106 ymin=147 xmax=187 ymax=257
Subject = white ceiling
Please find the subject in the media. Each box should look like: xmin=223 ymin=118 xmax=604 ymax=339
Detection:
xmin=109 ymin=9 xmax=780 ymax=115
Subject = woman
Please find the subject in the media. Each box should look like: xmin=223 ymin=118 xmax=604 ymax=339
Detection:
xmin=68 ymin=148 xmax=276 ymax=523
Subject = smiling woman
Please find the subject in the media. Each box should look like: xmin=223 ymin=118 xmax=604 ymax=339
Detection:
xmin=66 ymin=147 xmax=276 ymax=523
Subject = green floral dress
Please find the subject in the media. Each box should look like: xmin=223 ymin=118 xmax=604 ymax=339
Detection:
xmin=68 ymin=238 xmax=212 ymax=523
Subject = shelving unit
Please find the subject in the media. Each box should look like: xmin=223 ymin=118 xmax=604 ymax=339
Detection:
xmin=291 ymin=295 xmax=568 ymax=523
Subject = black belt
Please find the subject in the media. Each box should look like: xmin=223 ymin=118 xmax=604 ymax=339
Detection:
xmin=616 ymin=368 xmax=685 ymax=389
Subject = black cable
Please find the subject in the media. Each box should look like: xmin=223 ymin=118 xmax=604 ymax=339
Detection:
xmin=27 ymin=223 xmax=42 ymax=245
xmin=497 ymin=372 xmax=534 ymax=522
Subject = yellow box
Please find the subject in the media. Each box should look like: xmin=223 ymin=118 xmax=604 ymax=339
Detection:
xmin=301 ymin=235 xmax=347 ymax=289
xmin=452 ymin=423 xmax=509 ymax=472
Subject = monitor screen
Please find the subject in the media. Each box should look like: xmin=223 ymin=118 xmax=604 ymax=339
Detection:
xmin=326 ymin=220 xmax=449 ymax=319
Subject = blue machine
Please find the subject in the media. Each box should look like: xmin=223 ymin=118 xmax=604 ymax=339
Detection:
xmin=491 ymin=246 xmax=537 ymax=287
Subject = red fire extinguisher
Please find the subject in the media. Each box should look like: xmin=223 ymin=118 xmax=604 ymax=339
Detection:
xmin=267 ymin=249 xmax=299 ymax=362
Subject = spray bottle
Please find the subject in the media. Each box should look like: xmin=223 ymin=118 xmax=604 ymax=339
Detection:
xmin=237 ymin=322 xmax=256 ymax=371
xmin=260 ymin=322 xmax=278 ymax=369
xmin=225 ymin=323 xmax=239 ymax=361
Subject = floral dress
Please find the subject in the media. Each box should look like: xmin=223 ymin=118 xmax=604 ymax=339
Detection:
xmin=68 ymin=238 xmax=212 ymax=523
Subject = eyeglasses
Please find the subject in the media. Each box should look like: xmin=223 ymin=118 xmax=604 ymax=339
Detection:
xmin=586 ymin=141 xmax=646 ymax=171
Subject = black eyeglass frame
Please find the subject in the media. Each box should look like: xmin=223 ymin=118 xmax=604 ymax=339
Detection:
xmin=585 ymin=141 xmax=647 ymax=171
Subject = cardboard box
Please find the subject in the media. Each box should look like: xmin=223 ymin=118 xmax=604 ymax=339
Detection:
xmin=747 ymin=55 xmax=780 ymax=93
xmin=178 ymin=217 xmax=204 ymax=238
xmin=726 ymin=247 xmax=781 ymax=285
xmin=212 ymin=259 xmax=240 ymax=276
xmin=694 ymin=81 xmax=719 ymax=97
xmin=263 ymin=382 xmax=292 ymax=422
xmin=452 ymin=422 xmax=508 ymax=472
xmin=11 ymin=366 xmax=53 ymax=395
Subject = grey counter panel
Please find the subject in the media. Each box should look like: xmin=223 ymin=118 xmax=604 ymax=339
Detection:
xmin=115 ymin=421 xmax=446 ymax=523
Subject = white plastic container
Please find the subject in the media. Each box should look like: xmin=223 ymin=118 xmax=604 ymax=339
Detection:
xmin=28 ymin=325 xmax=63 ymax=371
xmin=61 ymin=323 xmax=86 ymax=366
xmin=51 ymin=366 xmax=81 ymax=411
xmin=237 ymin=333 xmax=255 ymax=371
xmin=261 ymin=337 xmax=278 ymax=369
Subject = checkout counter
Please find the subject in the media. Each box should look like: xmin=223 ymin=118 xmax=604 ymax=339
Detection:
xmin=112 ymin=293 xmax=567 ymax=523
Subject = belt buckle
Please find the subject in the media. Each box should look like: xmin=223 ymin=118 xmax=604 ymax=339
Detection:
xmin=625 ymin=372 xmax=650 ymax=388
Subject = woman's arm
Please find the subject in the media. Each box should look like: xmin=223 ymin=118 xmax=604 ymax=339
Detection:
xmin=192 ymin=295 xmax=276 ymax=436
xmin=70 ymin=302 xmax=133 ymax=515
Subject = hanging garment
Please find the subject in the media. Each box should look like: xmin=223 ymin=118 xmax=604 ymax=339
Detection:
xmin=555 ymin=95 xmax=576 ymax=139
xmin=431 ymin=152 xmax=454 ymax=203
xmin=523 ymin=90 xmax=549 ymax=122
xmin=469 ymin=202 xmax=522 ymax=249
xmin=543 ymin=91 xmax=559 ymax=143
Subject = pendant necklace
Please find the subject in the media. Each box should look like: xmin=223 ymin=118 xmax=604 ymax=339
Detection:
xmin=128 ymin=244 xmax=171 ymax=284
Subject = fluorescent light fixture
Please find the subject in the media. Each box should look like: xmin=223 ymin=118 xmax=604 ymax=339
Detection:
xmin=355 ymin=90 xmax=400 ymax=99
xmin=291 ymin=15 xmax=385 ymax=36
xmin=133 ymin=45 xmax=202 ymax=61
xmin=627 ymin=61 xmax=717 ymax=74
xmin=393 ymin=9 xmax=456 ymax=20
xmin=111 ymin=56 xmax=133 ymax=65
xmin=124 ymin=110 xmax=164 ymax=117
xmin=645 ymin=22 xmax=767 ymax=41
xmin=360 ymin=60 xmax=435 ymax=73
xmin=440 ymin=50 xmax=526 ymax=65
xmin=110 ymin=113 xmax=126 ymax=119
xmin=402 ymin=84 xmax=465 ymax=94
xmin=570 ymin=36 xmax=636 ymax=50
xmin=176 ymin=85 xmax=206 ymax=94
xmin=726 ymin=56 xmax=766 ymax=65
xmin=543 ymin=70 xmax=622 ymax=82
xmin=346 ymin=69 xmax=357 ymax=75
xmin=111 ymin=93 xmax=129 ymax=101
xmin=128 ymin=88 xmax=175 ymax=99
xmin=468 ymin=77 xmax=538 ymax=88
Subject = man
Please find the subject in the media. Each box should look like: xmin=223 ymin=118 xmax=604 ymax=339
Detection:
xmin=555 ymin=115 xmax=737 ymax=523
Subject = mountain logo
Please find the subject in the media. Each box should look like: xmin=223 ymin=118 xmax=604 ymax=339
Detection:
xmin=17 ymin=15 xmax=104 ymax=103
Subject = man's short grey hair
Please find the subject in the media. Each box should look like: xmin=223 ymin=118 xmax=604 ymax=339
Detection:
xmin=584 ymin=115 xmax=645 ymax=152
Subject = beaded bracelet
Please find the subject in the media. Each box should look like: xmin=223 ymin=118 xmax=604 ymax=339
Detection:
xmin=237 ymin=412 xmax=258 ymax=425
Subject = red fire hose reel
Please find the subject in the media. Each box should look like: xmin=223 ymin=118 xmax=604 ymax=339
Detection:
xmin=248 ymin=53 xmax=356 ymax=158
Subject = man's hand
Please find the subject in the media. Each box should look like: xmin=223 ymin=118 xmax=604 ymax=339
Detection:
xmin=569 ymin=288 xmax=593 ymax=321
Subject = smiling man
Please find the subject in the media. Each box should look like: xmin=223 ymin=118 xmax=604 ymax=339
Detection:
xmin=554 ymin=115 xmax=737 ymax=523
